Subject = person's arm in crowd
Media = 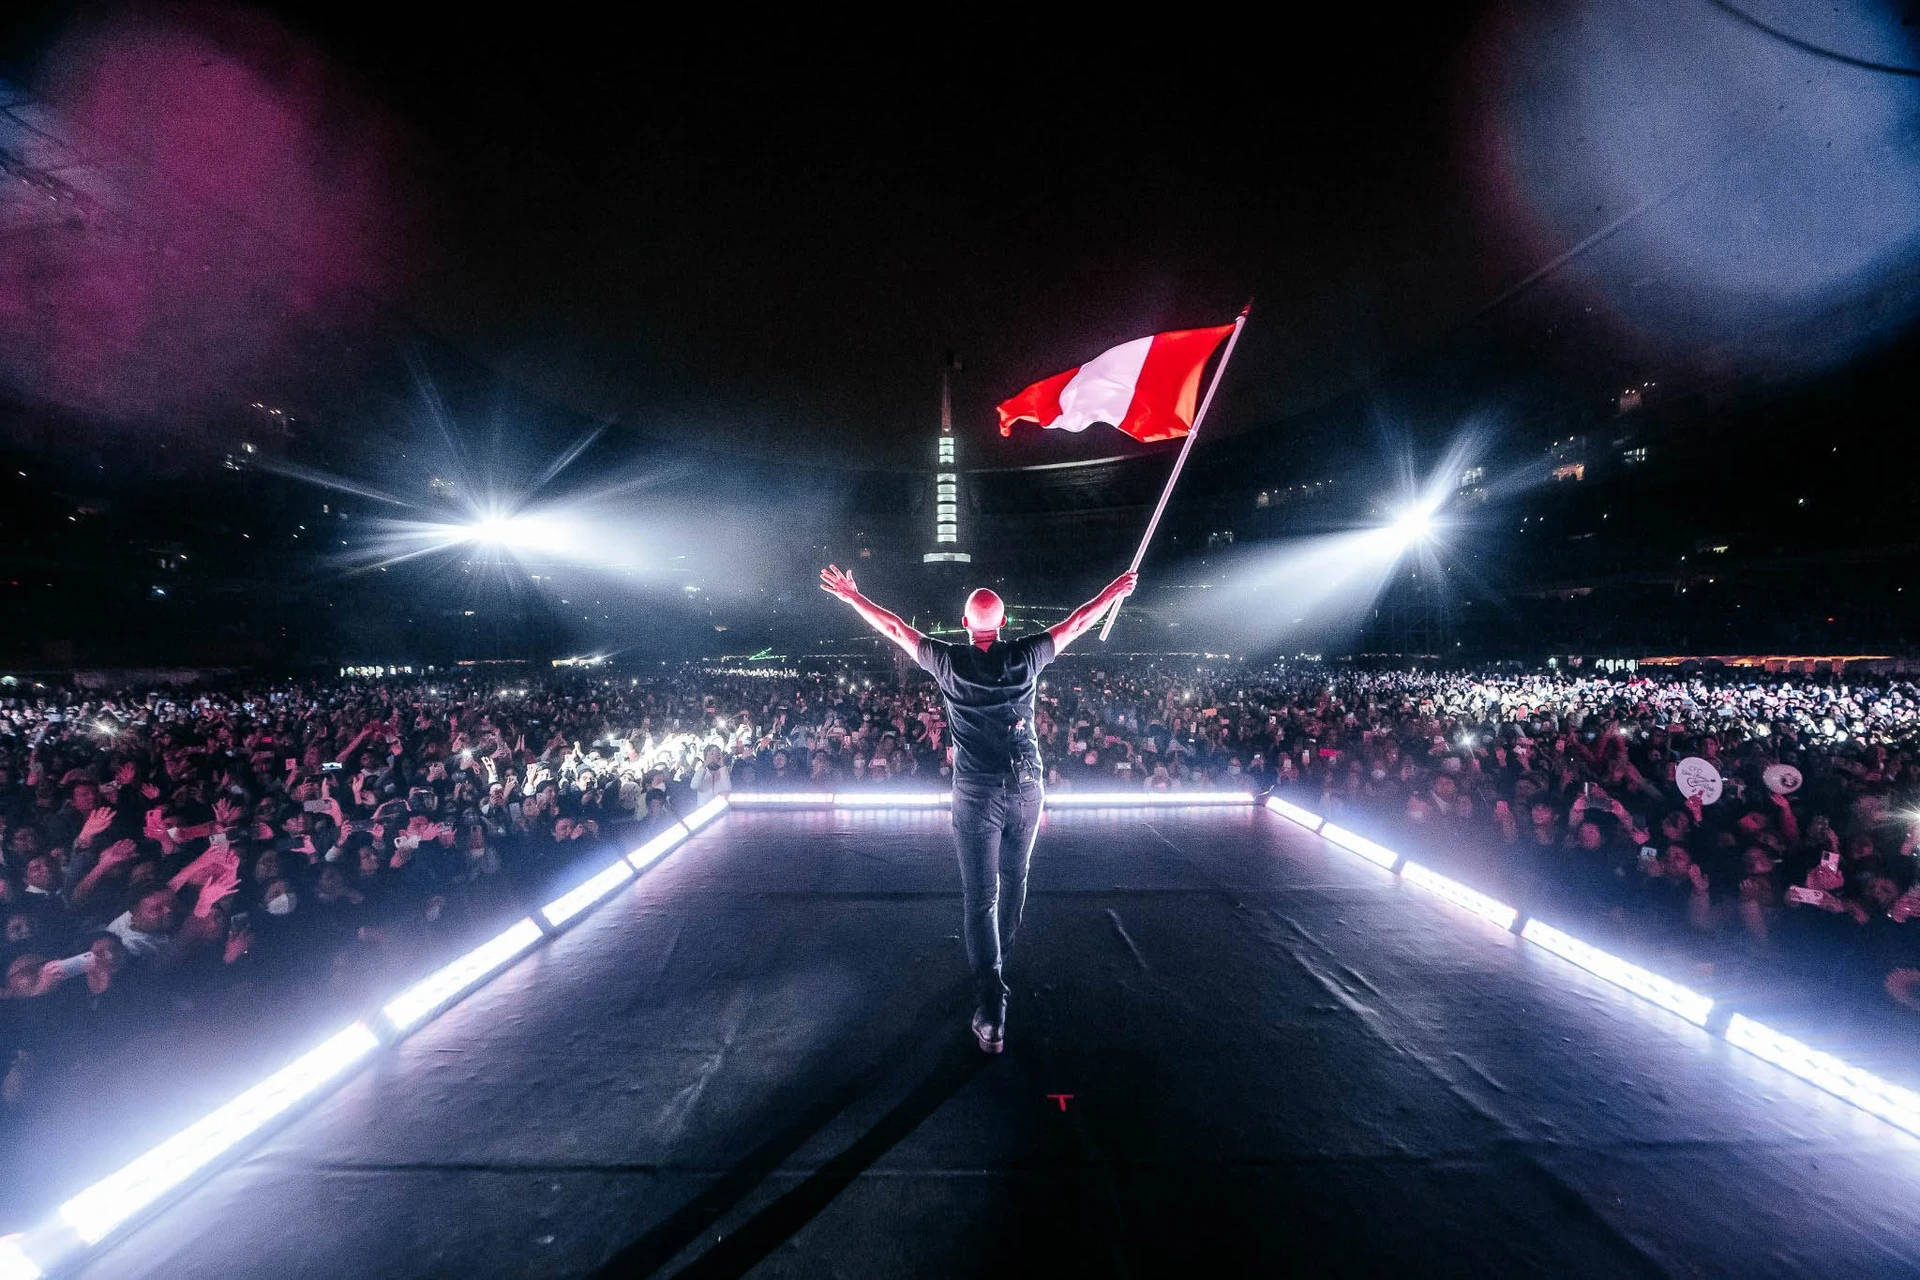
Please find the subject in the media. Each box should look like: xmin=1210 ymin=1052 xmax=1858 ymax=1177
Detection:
xmin=819 ymin=565 xmax=924 ymax=660
xmin=71 ymin=838 xmax=139 ymax=906
xmin=36 ymin=951 xmax=94 ymax=993
xmin=333 ymin=723 xmax=375 ymax=766
xmin=320 ymin=777 xmax=349 ymax=830
xmin=139 ymin=803 xmax=179 ymax=861
xmin=168 ymin=843 xmax=234 ymax=893
xmin=1493 ymin=798 xmax=1518 ymax=843
xmin=1049 ymin=572 xmax=1139 ymax=655
xmin=72 ymin=805 xmax=115 ymax=856
xmin=1769 ymin=790 xmax=1799 ymax=843
xmin=1618 ymin=761 xmax=1662 ymax=803
xmin=159 ymin=857 xmax=243 ymax=966
xmin=1592 ymin=790 xmax=1646 ymax=843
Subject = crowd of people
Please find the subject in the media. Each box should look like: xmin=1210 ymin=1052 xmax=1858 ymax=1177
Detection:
xmin=3 ymin=660 xmax=1918 ymax=1146
xmin=1035 ymin=663 xmax=1920 ymax=1010
xmin=1247 ymin=670 xmax=1920 ymax=990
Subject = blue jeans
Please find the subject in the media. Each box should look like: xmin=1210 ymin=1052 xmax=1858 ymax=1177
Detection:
xmin=951 ymin=772 xmax=1044 ymax=1021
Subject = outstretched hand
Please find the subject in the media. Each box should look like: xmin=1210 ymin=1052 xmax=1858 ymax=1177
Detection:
xmin=819 ymin=564 xmax=860 ymax=603
xmin=818 ymin=564 xmax=922 ymax=658
xmin=194 ymin=859 xmax=243 ymax=918
xmin=78 ymin=807 xmax=115 ymax=845
xmin=1051 ymin=570 xmax=1142 ymax=653
xmin=97 ymin=838 xmax=139 ymax=869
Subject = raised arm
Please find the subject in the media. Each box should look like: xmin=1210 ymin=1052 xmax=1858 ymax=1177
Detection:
xmin=1049 ymin=572 xmax=1138 ymax=655
xmin=820 ymin=565 xmax=924 ymax=660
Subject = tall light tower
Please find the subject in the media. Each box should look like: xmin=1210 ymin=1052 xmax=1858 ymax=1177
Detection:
xmin=923 ymin=352 xmax=971 ymax=565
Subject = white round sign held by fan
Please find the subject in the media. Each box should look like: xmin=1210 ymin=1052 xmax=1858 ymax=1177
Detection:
xmin=1763 ymin=763 xmax=1802 ymax=796
xmin=1676 ymin=756 xmax=1723 ymax=805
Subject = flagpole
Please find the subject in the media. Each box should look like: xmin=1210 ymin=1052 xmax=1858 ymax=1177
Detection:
xmin=1099 ymin=300 xmax=1252 ymax=642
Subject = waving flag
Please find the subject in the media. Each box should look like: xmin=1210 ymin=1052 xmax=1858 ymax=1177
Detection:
xmin=997 ymin=322 xmax=1236 ymax=443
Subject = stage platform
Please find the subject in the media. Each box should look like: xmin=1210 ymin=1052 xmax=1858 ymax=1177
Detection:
xmin=48 ymin=804 xmax=1920 ymax=1277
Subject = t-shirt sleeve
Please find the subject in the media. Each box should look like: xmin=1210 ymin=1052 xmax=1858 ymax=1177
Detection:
xmin=1022 ymin=631 xmax=1057 ymax=675
xmin=915 ymin=636 xmax=952 ymax=684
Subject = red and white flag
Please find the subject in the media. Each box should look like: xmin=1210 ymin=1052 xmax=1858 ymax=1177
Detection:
xmin=997 ymin=322 xmax=1236 ymax=443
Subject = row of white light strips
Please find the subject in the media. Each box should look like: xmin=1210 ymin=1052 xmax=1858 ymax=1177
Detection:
xmin=1263 ymin=794 xmax=1920 ymax=1145
xmin=727 ymin=791 xmax=1259 ymax=808
xmin=0 ymin=790 xmax=1256 ymax=1278
xmin=11 ymin=786 xmax=1916 ymax=1278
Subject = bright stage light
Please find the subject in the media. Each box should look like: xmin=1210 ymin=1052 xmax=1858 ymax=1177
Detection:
xmin=1391 ymin=507 xmax=1432 ymax=543
xmin=1319 ymin=822 xmax=1403 ymax=870
xmin=461 ymin=511 xmax=586 ymax=558
xmin=539 ymin=860 xmax=636 ymax=928
xmin=1045 ymin=792 xmax=1256 ymax=807
xmin=627 ymin=821 xmax=691 ymax=870
xmin=58 ymin=1022 xmax=381 ymax=1246
xmin=0 ymin=1235 xmax=41 ymax=1280
xmin=1265 ymin=795 xmax=1325 ymax=831
xmin=727 ymin=792 xmax=839 ymax=806
xmin=831 ymin=792 xmax=950 ymax=807
xmin=381 ymin=918 xmax=545 ymax=1033
xmin=1388 ymin=493 xmax=1444 ymax=546
xmin=1278 ymin=808 xmax=1920 ymax=1138
xmin=725 ymin=791 xmax=1255 ymax=810
xmin=1519 ymin=919 xmax=1713 ymax=1025
xmin=1401 ymin=861 xmax=1518 ymax=930
xmin=1724 ymin=1015 xmax=1920 ymax=1137
xmin=682 ymin=795 xmax=730 ymax=829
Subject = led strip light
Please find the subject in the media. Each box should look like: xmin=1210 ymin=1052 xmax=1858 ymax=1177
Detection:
xmin=14 ymin=790 xmax=1916 ymax=1276
xmin=1262 ymin=794 xmax=1917 ymax=1141
xmin=3 ymin=796 xmax=740 ymax=1279
xmin=1044 ymin=791 xmax=1255 ymax=808
xmin=1400 ymin=861 xmax=1519 ymax=931
xmin=1723 ymin=1014 xmax=1920 ymax=1138
xmin=1318 ymin=821 xmax=1402 ymax=870
xmin=1 ymin=788 xmax=1266 ymax=1276
xmin=725 ymin=791 xmax=1255 ymax=809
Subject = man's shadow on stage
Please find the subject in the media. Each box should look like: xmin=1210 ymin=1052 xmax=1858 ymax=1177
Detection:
xmin=590 ymin=974 xmax=990 ymax=1279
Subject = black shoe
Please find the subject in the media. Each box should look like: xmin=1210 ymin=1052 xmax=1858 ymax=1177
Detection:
xmin=970 ymin=1008 xmax=1005 ymax=1055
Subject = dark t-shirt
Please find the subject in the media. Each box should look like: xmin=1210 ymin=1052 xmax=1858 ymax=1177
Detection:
xmin=915 ymin=633 xmax=1057 ymax=778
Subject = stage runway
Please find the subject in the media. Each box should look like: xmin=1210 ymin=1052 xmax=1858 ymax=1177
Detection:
xmin=73 ymin=806 xmax=1920 ymax=1278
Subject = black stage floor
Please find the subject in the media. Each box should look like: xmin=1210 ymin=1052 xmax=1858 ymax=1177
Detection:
xmin=75 ymin=807 xmax=1920 ymax=1278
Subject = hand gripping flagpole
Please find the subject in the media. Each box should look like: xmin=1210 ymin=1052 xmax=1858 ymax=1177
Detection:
xmin=1099 ymin=300 xmax=1252 ymax=642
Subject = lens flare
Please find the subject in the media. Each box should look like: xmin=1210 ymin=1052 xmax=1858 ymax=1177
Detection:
xmin=1389 ymin=498 xmax=1440 ymax=546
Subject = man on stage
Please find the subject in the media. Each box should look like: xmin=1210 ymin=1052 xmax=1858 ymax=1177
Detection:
xmin=819 ymin=564 xmax=1138 ymax=1053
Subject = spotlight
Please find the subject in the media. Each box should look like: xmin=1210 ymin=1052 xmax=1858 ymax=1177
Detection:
xmin=470 ymin=516 xmax=512 ymax=544
xmin=458 ymin=512 xmax=585 ymax=559
xmin=1388 ymin=495 xmax=1443 ymax=545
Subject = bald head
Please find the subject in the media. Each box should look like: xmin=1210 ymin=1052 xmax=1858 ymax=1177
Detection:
xmin=962 ymin=588 xmax=1004 ymax=638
